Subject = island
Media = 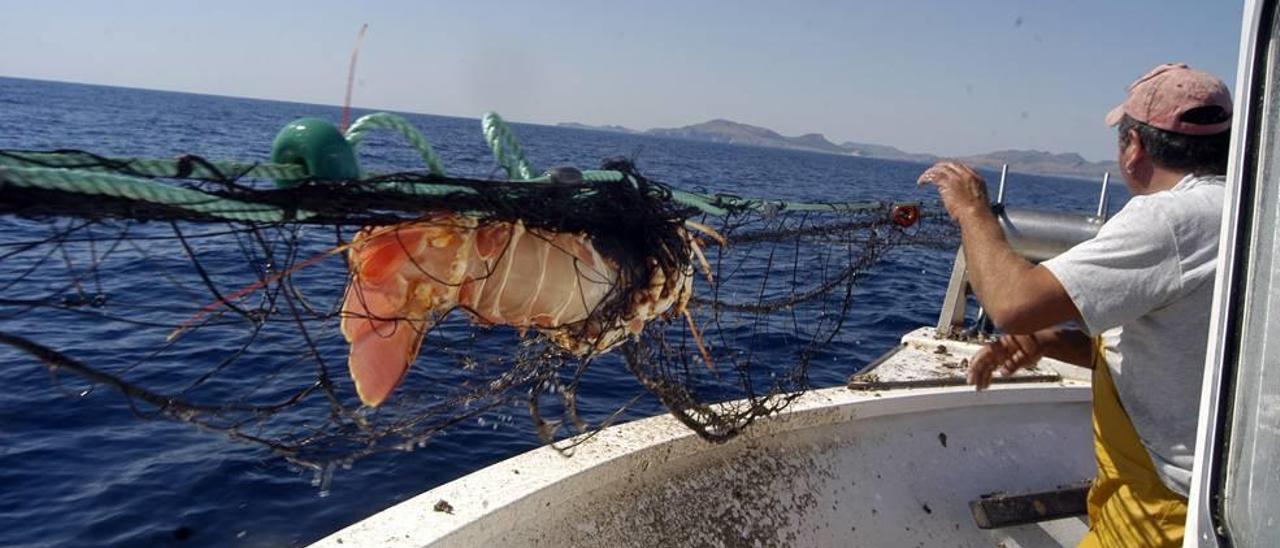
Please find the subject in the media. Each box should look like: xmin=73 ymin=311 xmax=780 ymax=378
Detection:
xmin=559 ymin=119 xmax=1116 ymax=179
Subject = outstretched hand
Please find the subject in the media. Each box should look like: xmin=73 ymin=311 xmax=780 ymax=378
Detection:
xmin=968 ymin=333 xmax=1043 ymax=390
xmin=917 ymin=161 xmax=992 ymax=223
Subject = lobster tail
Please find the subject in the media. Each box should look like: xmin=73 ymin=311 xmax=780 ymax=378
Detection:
xmin=340 ymin=270 xmax=437 ymax=407
xmin=340 ymin=221 xmax=466 ymax=407
xmin=345 ymin=312 xmax=430 ymax=407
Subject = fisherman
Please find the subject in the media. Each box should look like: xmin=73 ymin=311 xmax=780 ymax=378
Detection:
xmin=918 ymin=63 xmax=1232 ymax=547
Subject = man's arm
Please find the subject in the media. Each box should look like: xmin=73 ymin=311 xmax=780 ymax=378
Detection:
xmin=968 ymin=328 xmax=1094 ymax=390
xmin=919 ymin=162 xmax=1083 ymax=333
xmin=1037 ymin=328 xmax=1095 ymax=368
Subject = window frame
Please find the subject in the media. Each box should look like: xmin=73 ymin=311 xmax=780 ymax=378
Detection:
xmin=1187 ymin=0 xmax=1277 ymax=545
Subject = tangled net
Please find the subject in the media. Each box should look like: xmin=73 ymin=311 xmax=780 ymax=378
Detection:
xmin=0 ymin=113 xmax=953 ymax=470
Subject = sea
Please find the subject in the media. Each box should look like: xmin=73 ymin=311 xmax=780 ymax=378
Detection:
xmin=0 ymin=76 xmax=1130 ymax=547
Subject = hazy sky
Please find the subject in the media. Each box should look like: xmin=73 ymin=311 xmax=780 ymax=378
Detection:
xmin=0 ymin=1 xmax=1244 ymax=161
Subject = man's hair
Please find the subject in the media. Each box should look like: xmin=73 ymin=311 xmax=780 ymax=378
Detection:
xmin=1117 ymin=111 xmax=1231 ymax=175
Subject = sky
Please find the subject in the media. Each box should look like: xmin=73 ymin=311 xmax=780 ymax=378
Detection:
xmin=0 ymin=1 xmax=1245 ymax=162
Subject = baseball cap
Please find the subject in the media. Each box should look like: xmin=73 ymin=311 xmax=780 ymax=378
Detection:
xmin=1105 ymin=63 xmax=1232 ymax=136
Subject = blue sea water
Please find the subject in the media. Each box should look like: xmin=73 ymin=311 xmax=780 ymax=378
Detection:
xmin=0 ymin=76 xmax=1129 ymax=547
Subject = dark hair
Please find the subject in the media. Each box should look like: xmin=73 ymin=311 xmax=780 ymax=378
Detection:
xmin=1117 ymin=110 xmax=1231 ymax=175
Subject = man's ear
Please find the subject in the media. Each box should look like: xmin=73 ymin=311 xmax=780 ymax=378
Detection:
xmin=1123 ymin=128 xmax=1146 ymax=172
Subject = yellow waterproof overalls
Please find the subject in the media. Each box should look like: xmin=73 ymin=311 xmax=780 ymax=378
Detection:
xmin=1078 ymin=340 xmax=1188 ymax=547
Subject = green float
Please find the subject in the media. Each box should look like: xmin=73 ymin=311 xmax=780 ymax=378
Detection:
xmin=270 ymin=117 xmax=360 ymax=187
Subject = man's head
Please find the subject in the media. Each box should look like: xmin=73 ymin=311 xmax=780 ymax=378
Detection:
xmin=1107 ymin=63 xmax=1233 ymax=193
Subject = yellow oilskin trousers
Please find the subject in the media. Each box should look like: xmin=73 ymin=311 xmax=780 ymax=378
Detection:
xmin=1078 ymin=342 xmax=1187 ymax=547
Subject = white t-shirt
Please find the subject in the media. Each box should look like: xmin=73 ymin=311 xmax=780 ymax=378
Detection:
xmin=1042 ymin=173 xmax=1224 ymax=497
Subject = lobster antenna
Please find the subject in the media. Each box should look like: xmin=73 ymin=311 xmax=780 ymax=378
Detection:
xmin=339 ymin=23 xmax=369 ymax=133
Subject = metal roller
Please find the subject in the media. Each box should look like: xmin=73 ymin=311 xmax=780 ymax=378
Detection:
xmin=997 ymin=207 xmax=1105 ymax=262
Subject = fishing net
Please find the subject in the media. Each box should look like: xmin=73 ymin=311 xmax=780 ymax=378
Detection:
xmin=0 ymin=112 xmax=953 ymax=470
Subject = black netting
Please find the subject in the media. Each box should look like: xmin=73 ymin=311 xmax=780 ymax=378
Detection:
xmin=0 ymin=151 xmax=955 ymax=470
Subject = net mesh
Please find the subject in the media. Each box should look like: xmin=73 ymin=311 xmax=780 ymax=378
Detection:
xmin=0 ymin=145 xmax=954 ymax=470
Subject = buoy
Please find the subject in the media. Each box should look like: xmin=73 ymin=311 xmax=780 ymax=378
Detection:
xmin=270 ymin=118 xmax=360 ymax=188
xmin=891 ymin=204 xmax=920 ymax=228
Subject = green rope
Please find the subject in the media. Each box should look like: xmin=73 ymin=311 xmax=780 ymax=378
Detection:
xmin=0 ymin=159 xmax=883 ymax=221
xmin=0 ymin=158 xmax=884 ymax=221
xmin=503 ymin=170 xmax=624 ymax=184
xmin=0 ymin=165 xmax=310 ymax=223
xmin=504 ymin=171 xmax=880 ymax=215
xmin=668 ymin=189 xmax=882 ymax=216
xmin=365 ymin=180 xmax=479 ymax=197
xmin=481 ymin=112 xmax=536 ymax=180
xmin=344 ymin=113 xmax=447 ymax=176
xmin=0 ymin=151 xmax=307 ymax=181
xmin=0 ymin=111 xmax=894 ymax=223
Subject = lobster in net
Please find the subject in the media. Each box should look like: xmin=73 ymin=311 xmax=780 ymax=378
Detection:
xmin=340 ymin=210 xmax=721 ymax=407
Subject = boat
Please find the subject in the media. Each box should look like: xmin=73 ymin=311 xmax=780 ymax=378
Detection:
xmin=315 ymin=1 xmax=1280 ymax=545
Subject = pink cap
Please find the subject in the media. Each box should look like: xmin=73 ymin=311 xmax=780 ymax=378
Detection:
xmin=1105 ymin=63 xmax=1232 ymax=136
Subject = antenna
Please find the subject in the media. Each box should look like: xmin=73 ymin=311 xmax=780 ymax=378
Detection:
xmin=1096 ymin=172 xmax=1111 ymax=220
xmin=340 ymin=23 xmax=370 ymax=133
xmin=995 ymin=163 xmax=1008 ymax=204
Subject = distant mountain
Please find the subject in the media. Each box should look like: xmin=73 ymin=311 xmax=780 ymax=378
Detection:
xmin=557 ymin=122 xmax=640 ymax=134
xmin=957 ymin=150 xmax=1117 ymax=180
xmin=840 ymin=140 xmax=938 ymax=164
xmin=564 ymin=117 xmax=1116 ymax=180
xmin=647 ymin=119 xmax=848 ymax=154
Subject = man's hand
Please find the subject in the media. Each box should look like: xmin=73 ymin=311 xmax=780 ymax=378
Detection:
xmin=917 ymin=161 xmax=993 ymax=223
xmin=968 ymin=333 xmax=1044 ymax=390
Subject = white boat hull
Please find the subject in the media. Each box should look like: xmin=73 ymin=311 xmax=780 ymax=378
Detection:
xmin=314 ymin=377 xmax=1094 ymax=547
